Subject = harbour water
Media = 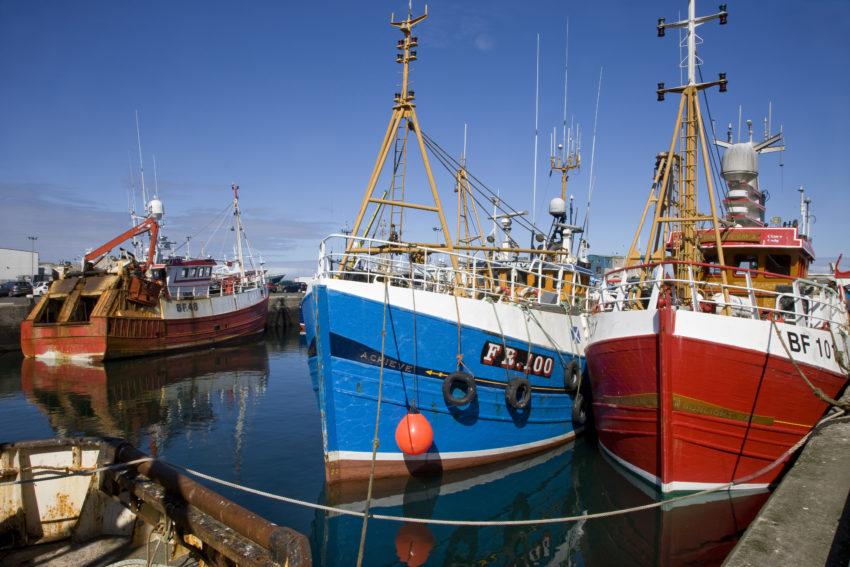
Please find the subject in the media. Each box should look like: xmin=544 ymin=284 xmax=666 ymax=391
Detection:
xmin=0 ymin=331 xmax=769 ymax=566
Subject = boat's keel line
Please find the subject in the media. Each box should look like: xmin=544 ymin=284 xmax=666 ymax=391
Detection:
xmin=597 ymin=439 xmax=768 ymax=493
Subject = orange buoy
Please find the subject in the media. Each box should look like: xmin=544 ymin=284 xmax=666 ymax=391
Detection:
xmin=394 ymin=411 xmax=434 ymax=455
xmin=395 ymin=522 xmax=435 ymax=567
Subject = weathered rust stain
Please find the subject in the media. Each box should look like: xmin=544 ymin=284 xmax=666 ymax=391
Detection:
xmin=41 ymin=491 xmax=81 ymax=538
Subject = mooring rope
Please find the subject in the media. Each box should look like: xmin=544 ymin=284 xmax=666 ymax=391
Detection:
xmin=0 ymin=457 xmax=153 ymax=487
xmin=770 ymin=319 xmax=850 ymax=411
xmin=3 ymin=411 xmax=847 ymax=527
xmin=161 ymin=410 xmax=850 ymax=526
xmin=826 ymin=323 xmax=850 ymax=374
xmin=409 ymin=262 xmax=420 ymax=407
xmin=355 ymin=276 xmax=391 ymax=567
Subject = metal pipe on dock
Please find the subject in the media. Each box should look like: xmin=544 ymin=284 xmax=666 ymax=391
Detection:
xmin=108 ymin=438 xmax=310 ymax=566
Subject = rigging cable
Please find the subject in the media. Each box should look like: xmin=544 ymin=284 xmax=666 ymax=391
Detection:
xmin=421 ymin=132 xmax=545 ymax=238
xmin=697 ymin=66 xmax=729 ymax=215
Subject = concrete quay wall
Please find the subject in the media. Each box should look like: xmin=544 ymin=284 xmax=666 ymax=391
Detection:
xmin=724 ymin=388 xmax=850 ymax=567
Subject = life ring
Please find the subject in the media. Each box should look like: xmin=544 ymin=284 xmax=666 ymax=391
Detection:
xmin=442 ymin=372 xmax=477 ymax=407
xmin=505 ymin=377 xmax=532 ymax=410
xmin=572 ymin=392 xmax=587 ymax=426
xmin=563 ymin=360 xmax=580 ymax=393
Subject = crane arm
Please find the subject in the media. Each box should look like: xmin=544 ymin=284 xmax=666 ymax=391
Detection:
xmin=84 ymin=217 xmax=159 ymax=267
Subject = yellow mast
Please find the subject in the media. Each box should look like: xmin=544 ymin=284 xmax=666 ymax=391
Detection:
xmin=625 ymin=1 xmax=730 ymax=301
xmin=549 ymin=135 xmax=580 ymax=203
xmin=343 ymin=6 xmax=459 ymax=276
xmin=454 ymin=125 xmax=486 ymax=249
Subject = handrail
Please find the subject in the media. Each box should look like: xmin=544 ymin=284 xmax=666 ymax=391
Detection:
xmin=596 ymin=260 xmax=848 ymax=331
xmin=604 ymin=258 xmax=801 ymax=283
xmin=317 ymin=233 xmax=593 ymax=309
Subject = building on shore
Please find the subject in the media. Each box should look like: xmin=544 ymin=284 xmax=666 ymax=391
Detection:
xmin=0 ymin=248 xmax=39 ymax=282
xmin=586 ymin=254 xmax=626 ymax=278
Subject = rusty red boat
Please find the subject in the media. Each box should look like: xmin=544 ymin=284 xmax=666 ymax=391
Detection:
xmin=585 ymin=1 xmax=849 ymax=493
xmin=21 ymin=185 xmax=268 ymax=361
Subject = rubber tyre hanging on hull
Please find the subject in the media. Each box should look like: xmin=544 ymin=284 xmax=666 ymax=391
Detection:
xmin=563 ymin=360 xmax=580 ymax=392
xmin=572 ymin=392 xmax=587 ymax=426
xmin=505 ymin=377 xmax=532 ymax=410
xmin=442 ymin=372 xmax=477 ymax=406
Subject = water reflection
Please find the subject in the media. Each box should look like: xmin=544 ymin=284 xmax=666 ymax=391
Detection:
xmin=2 ymin=335 xmax=766 ymax=566
xmin=314 ymin=438 xmax=768 ymax=566
xmin=19 ymin=341 xmax=269 ymax=465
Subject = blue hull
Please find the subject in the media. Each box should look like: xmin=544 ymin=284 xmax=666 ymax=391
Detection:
xmin=303 ymin=281 xmax=584 ymax=481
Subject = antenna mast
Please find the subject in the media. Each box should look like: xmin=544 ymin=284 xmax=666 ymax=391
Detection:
xmin=153 ymin=154 xmax=160 ymax=199
xmin=135 ymin=110 xmax=148 ymax=209
xmin=550 ymin=24 xmax=580 ymax=205
xmin=531 ymin=34 xmax=541 ymax=227
xmin=627 ymin=0 xmax=730 ymax=297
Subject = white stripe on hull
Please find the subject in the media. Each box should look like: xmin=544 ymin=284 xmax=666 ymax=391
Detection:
xmin=159 ymin=288 xmax=266 ymax=319
xmin=675 ymin=309 xmax=848 ymax=375
xmin=587 ymin=307 xmax=848 ymax=375
xmin=319 ymin=277 xmax=585 ymax=356
xmin=327 ymin=431 xmax=579 ymax=463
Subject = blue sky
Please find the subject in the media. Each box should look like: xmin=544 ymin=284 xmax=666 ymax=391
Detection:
xmin=1 ymin=1 xmax=848 ymax=275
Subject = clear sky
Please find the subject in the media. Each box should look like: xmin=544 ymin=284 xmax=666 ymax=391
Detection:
xmin=1 ymin=0 xmax=848 ymax=275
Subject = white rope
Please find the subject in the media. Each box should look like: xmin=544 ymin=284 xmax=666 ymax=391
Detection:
xmin=164 ymin=411 xmax=845 ymax=527
xmin=355 ymin=277 xmax=391 ymax=567
xmin=0 ymin=457 xmax=153 ymax=487
xmin=5 ymin=414 xmax=845 ymax=528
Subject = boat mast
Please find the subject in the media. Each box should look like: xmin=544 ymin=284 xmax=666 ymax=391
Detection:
xmin=343 ymin=5 xmax=459 ymax=277
xmin=232 ymin=184 xmax=246 ymax=279
xmin=454 ymin=124 xmax=485 ymax=248
xmin=626 ymin=0 xmax=730 ymax=295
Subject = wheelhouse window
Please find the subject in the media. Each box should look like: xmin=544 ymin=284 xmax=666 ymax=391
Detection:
xmin=765 ymin=254 xmax=791 ymax=277
xmin=191 ymin=267 xmax=198 ymax=277
xmin=734 ymin=254 xmax=758 ymax=275
xmin=181 ymin=268 xmax=189 ymax=278
xmin=702 ymin=253 xmax=722 ymax=276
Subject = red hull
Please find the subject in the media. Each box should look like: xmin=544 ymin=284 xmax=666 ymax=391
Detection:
xmin=21 ymin=297 xmax=268 ymax=360
xmin=587 ymin=307 xmax=847 ymax=491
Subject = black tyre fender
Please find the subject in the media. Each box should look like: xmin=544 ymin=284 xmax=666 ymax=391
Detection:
xmin=563 ymin=360 xmax=580 ymax=392
xmin=505 ymin=377 xmax=532 ymax=410
xmin=572 ymin=392 xmax=587 ymax=426
xmin=442 ymin=372 xmax=477 ymax=406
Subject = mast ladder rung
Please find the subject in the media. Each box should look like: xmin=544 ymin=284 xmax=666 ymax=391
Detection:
xmin=369 ymin=198 xmax=438 ymax=212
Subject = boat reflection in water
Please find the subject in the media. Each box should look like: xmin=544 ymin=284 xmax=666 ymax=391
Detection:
xmin=19 ymin=340 xmax=270 ymax=460
xmin=313 ymin=438 xmax=768 ymax=566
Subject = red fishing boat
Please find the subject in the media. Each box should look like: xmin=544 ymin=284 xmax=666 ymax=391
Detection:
xmin=585 ymin=1 xmax=849 ymax=492
xmin=21 ymin=185 xmax=268 ymax=361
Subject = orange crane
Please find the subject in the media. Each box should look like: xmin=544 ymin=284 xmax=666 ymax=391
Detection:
xmin=84 ymin=217 xmax=160 ymax=268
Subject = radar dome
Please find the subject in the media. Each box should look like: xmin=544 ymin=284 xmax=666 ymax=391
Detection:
xmin=548 ymin=197 xmax=566 ymax=217
xmin=148 ymin=198 xmax=164 ymax=219
xmin=721 ymin=143 xmax=758 ymax=183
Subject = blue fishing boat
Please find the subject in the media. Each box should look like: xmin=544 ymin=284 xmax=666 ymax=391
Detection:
xmin=303 ymin=7 xmax=592 ymax=483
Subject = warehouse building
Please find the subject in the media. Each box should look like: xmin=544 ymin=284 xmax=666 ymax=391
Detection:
xmin=0 ymin=247 xmax=39 ymax=282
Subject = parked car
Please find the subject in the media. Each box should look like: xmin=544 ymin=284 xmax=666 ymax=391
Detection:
xmin=0 ymin=281 xmax=33 ymax=297
xmin=278 ymin=280 xmax=303 ymax=293
xmin=32 ymin=282 xmax=50 ymax=296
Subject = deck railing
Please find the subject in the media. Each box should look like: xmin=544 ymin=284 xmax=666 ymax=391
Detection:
xmin=598 ymin=260 xmax=849 ymax=331
xmin=317 ymin=234 xmax=593 ymax=311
